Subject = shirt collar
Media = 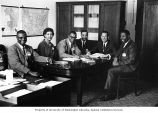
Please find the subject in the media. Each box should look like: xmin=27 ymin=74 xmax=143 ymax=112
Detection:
xmin=103 ymin=42 xmax=107 ymax=46
xmin=123 ymin=39 xmax=130 ymax=48
xmin=17 ymin=43 xmax=24 ymax=50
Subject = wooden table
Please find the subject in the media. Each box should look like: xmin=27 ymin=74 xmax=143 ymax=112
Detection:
xmin=0 ymin=77 xmax=71 ymax=106
xmin=38 ymin=58 xmax=110 ymax=106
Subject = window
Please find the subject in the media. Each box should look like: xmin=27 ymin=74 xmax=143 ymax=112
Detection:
xmin=73 ymin=4 xmax=99 ymax=40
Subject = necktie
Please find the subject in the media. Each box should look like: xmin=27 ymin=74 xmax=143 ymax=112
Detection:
xmin=103 ymin=43 xmax=105 ymax=52
xmin=23 ymin=46 xmax=25 ymax=55
xmin=82 ymin=41 xmax=85 ymax=48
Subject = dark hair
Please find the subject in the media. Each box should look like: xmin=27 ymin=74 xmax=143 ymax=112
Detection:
xmin=102 ymin=30 xmax=109 ymax=37
xmin=81 ymin=29 xmax=88 ymax=34
xmin=121 ymin=29 xmax=130 ymax=36
xmin=69 ymin=31 xmax=76 ymax=35
xmin=43 ymin=28 xmax=54 ymax=36
xmin=17 ymin=30 xmax=27 ymax=37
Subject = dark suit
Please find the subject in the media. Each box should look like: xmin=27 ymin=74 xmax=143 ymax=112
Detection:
xmin=57 ymin=38 xmax=81 ymax=59
xmin=104 ymin=39 xmax=137 ymax=90
xmin=8 ymin=43 xmax=47 ymax=76
xmin=91 ymin=41 xmax=114 ymax=56
xmin=76 ymin=39 xmax=91 ymax=55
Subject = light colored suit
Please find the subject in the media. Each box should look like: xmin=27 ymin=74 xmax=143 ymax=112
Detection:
xmin=8 ymin=43 xmax=47 ymax=76
xmin=57 ymin=38 xmax=81 ymax=59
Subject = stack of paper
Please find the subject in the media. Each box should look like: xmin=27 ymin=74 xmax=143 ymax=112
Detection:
xmin=80 ymin=58 xmax=96 ymax=65
xmin=89 ymin=53 xmax=109 ymax=59
xmin=62 ymin=57 xmax=80 ymax=62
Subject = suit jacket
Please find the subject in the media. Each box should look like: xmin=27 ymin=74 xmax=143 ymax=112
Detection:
xmin=91 ymin=41 xmax=114 ymax=56
xmin=37 ymin=39 xmax=58 ymax=60
xmin=57 ymin=38 xmax=81 ymax=59
xmin=8 ymin=43 xmax=47 ymax=76
xmin=116 ymin=39 xmax=137 ymax=71
xmin=76 ymin=39 xmax=91 ymax=55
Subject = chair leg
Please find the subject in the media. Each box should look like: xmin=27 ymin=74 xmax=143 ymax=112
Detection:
xmin=117 ymin=77 xmax=120 ymax=99
xmin=134 ymin=78 xmax=139 ymax=96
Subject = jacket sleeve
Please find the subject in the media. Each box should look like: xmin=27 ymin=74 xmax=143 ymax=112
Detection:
xmin=90 ymin=43 xmax=99 ymax=54
xmin=57 ymin=40 xmax=74 ymax=59
xmin=74 ymin=44 xmax=81 ymax=56
xmin=32 ymin=48 xmax=47 ymax=62
xmin=37 ymin=42 xmax=45 ymax=56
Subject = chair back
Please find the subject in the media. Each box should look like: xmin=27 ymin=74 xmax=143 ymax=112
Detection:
xmin=0 ymin=44 xmax=8 ymax=70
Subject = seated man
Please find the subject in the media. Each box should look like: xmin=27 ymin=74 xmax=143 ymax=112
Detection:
xmin=90 ymin=31 xmax=114 ymax=58
xmin=76 ymin=29 xmax=91 ymax=55
xmin=8 ymin=30 xmax=52 ymax=78
xmin=57 ymin=31 xmax=81 ymax=59
xmin=101 ymin=30 xmax=137 ymax=101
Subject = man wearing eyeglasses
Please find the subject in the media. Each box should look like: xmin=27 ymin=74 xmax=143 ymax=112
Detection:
xmin=57 ymin=31 xmax=81 ymax=59
xmin=7 ymin=30 xmax=52 ymax=78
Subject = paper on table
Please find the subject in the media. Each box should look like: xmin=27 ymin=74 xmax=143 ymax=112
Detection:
xmin=89 ymin=53 xmax=109 ymax=58
xmin=38 ymin=81 xmax=62 ymax=87
xmin=4 ymin=89 xmax=32 ymax=98
xmin=80 ymin=58 xmax=96 ymax=64
xmin=0 ymin=84 xmax=20 ymax=92
xmin=62 ymin=57 xmax=80 ymax=62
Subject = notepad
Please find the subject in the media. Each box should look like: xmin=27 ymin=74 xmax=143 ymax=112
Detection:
xmin=4 ymin=89 xmax=32 ymax=98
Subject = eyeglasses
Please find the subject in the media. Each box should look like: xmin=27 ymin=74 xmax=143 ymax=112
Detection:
xmin=70 ymin=35 xmax=76 ymax=39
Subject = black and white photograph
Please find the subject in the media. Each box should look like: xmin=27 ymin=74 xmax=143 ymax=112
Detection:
xmin=0 ymin=0 xmax=158 ymax=113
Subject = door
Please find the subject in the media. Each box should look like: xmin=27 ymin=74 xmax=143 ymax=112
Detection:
xmin=142 ymin=2 xmax=158 ymax=76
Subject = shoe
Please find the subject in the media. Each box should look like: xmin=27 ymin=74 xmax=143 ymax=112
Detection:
xmin=100 ymin=94 xmax=116 ymax=101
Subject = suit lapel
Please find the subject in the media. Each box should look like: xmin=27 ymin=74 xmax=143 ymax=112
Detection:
xmin=123 ymin=40 xmax=132 ymax=50
xmin=15 ymin=43 xmax=25 ymax=56
xmin=15 ymin=43 xmax=28 ymax=66
xmin=65 ymin=39 xmax=71 ymax=54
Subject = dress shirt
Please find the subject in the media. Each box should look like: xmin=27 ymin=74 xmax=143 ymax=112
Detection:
xmin=81 ymin=40 xmax=86 ymax=48
xmin=103 ymin=42 xmax=107 ymax=52
xmin=123 ymin=40 xmax=130 ymax=48
xmin=17 ymin=43 xmax=25 ymax=54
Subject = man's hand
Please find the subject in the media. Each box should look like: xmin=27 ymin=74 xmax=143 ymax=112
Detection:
xmin=106 ymin=54 xmax=111 ymax=60
xmin=46 ymin=57 xmax=52 ymax=64
xmin=112 ymin=57 xmax=119 ymax=66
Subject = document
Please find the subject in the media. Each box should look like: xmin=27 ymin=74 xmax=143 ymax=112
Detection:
xmin=38 ymin=81 xmax=62 ymax=87
xmin=89 ymin=53 xmax=110 ymax=59
xmin=4 ymin=89 xmax=32 ymax=98
xmin=80 ymin=58 xmax=96 ymax=65
xmin=0 ymin=84 xmax=19 ymax=92
xmin=62 ymin=57 xmax=80 ymax=62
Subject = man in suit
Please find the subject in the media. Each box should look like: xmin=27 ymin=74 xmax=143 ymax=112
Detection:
xmin=57 ymin=31 xmax=81 ymax=59
xmin=8 ymin=30 xmax=52 ymax=78
xmin=76 ymin=29 xmax=91 ymax=55
xmin=91 ymin=31 xmax=114 ymax=58
xmin=101 ymin=30 xmax=137 ymax=101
